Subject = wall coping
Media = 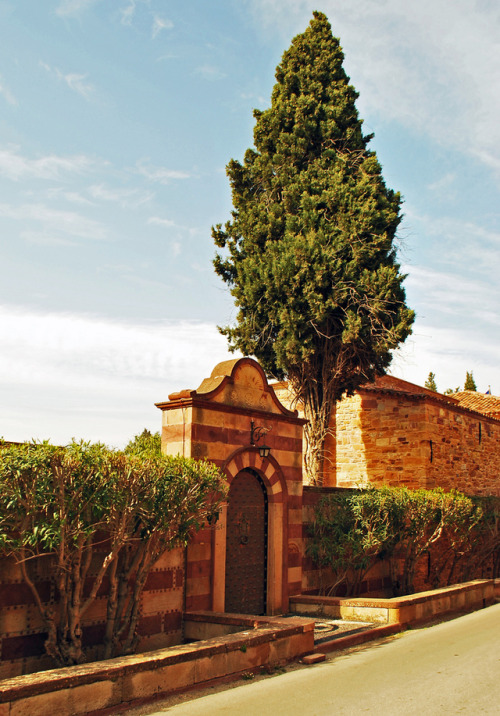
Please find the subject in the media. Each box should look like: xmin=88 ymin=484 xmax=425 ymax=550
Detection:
xmin=290 ymin=579 xmax=494 ymax=610
xmin=0 ymin=614 xmax=314 ymax=705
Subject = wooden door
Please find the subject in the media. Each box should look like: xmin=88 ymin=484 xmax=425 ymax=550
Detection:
xmin=225 ymin=469 xmax=267 ymax=614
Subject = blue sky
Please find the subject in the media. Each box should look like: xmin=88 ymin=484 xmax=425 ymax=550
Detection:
xmin=1 ymin=0 xmax=499 ymax=446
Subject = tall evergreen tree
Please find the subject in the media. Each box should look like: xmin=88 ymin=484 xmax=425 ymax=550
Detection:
xmin=464 ymin=371 xmax=477 ymax=391
xmin=213 ymin=12 xmax=414 ymax=483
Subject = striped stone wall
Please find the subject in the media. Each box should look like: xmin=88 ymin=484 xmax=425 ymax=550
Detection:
xmin=157 ymin=358 xmax=306 ymax=615
xmin=0 ymin=547 xmax=184 ymax=679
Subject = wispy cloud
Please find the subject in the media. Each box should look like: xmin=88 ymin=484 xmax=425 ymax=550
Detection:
xmin=195 ymin=65 xmax=226 ymax=81
xmin=120 ymin=0 xmax=136 ymax=26
xmin=0 ymin=202 xmax=108 ymax=242
xmin=152 ymin=15 xmax=173 ymax=38
xmin=404 ymin=264 xmax=500 ymax=328
xmin=147 ymin=216 xmax=176 ymax=228
xmin=20 ymin=231 xmax=79 ymax=247
xmin=427 ymin=173 xmax=456 ymax=194
xmin=393 ymin=320 xmax=500 ymax=395
xmin=136 ymin=161 xmax=190 ymax=183
xmin=40 ymin=61 xmax=95 ymax=100
xmin=46 ymin=188 xmax=94 ymax=205
xmin=88 ymin=183 xmax=153 ymax=208
xmin=0 ymin=146 xmax=97 ymax=181
xmin=405 ymin=212 xmax=500 ymax=275
xmin=0 ymin=305 xmax=231 ymax=445
xmin=55 ymin=0 xmax=100 ymax=18
xmin=0 ymin=75 xmax=17 ymax=106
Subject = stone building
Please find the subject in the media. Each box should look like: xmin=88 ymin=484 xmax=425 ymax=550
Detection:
xmin=275 ymin=375 xmax=500 ymax=496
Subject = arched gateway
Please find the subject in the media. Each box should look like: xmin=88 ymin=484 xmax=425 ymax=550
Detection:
xmin=156 ymin=357 xmax=305 ymax=615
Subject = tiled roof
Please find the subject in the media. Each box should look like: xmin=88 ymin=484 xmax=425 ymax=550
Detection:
xmin=361 ymin=375 xmax=457 ymax=403
xmin=452 ymin=390 xmax=500 ymax=417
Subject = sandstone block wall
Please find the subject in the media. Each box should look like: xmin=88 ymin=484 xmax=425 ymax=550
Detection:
xmin=0 ymin=548 xmax=184 ymax=679
xmin=335 ymin=388 xmax=500 ymax=496
xmin=425 ymin=401 xmax=500 ymax=495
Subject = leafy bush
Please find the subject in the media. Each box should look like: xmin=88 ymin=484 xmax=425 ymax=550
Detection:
xmin=124 ymin=428 xmax=161 ymax=457
xmin=0 ymin=439 xmax=227 ymax=666
xmin=307 ymin=487 xmax=488 ymax=596
xmin=307 ymin=488 xmax=400 ymax=595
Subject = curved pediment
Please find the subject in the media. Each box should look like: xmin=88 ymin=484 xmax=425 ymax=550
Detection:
xmin=193 ymin=357 xmax=296 ymax=417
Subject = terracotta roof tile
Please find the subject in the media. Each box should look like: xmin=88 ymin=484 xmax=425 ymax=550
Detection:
xmin=361 ymin=375 xmax=457 ymax=403
xmin=452 ymin=390 xmax=500 ymax=417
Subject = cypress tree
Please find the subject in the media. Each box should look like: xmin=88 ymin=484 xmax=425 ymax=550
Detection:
xmin=425 ymin=372 xmax=438 ymax=392
xmin=213 ymin=12 xmax=414 ymax=483
xmin=464 ymin=371 xmax=477 ymax=391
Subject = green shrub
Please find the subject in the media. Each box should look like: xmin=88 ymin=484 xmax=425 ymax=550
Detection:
xmin=307 ymin=486 xmax=485 ymax=596
xmin=0 ymin=439 xmax=227 ymax=666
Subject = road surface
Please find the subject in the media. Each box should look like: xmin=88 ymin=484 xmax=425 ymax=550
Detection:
xmin=131 ymin=603 xmax=500 ymax=715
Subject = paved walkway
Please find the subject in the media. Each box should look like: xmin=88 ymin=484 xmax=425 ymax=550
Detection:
xmin=133 ymin=603 xmax=500 ymax=715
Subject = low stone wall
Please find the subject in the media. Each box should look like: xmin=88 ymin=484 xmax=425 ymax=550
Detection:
xmin=184 ymin=611 xmax=267 ymax=640
xmin=0 ymin=614 xmax=314 ymax=716
xmin=290 ymin=579 xmax=495 ymax=625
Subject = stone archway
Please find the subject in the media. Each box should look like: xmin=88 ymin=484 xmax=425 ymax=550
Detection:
xmin=157 ymin=357 xmax=306 ymax=616
xmin=224 ymin=469 xmax=268 ymax=614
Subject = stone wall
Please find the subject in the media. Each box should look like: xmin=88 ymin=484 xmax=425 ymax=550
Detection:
xmin=425 ymin=400 xmax=500 ymax=495
xmin=335 ymin=391 xmax=429 ymax=489
xmin=0 ymin=548 xmax=184 ymax=680
xmin=335 ymin=386 xmax=500 ymax=496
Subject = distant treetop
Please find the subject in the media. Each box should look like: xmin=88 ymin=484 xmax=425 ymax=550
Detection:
xmin=464 ymin=371 xmax=477 ymax=392
xmin=424 ymin=372 xmax=438 ymax=392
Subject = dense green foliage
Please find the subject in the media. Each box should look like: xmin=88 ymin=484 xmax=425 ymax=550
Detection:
xmin=0 ymin=439 xmax=226 ymax=666
xmin=308 ymin=487 xmax=497 ymax=596
xmin=124 ymin=428 xmax=162 ymax=457
xmin=424 ymin=372 xmax=438 ymax=391
xmin=213 ymin=12 xmax=414 ymax=482
xmin=464 ymin=371 xmax=477 ymax=391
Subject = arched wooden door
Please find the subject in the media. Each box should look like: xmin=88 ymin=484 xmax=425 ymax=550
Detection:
xmin=225 ymin=469 xmax=268 ymax=614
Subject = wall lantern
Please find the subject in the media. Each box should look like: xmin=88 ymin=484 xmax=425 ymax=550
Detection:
xmin=250 ymin=419 xmax=272 ymax=459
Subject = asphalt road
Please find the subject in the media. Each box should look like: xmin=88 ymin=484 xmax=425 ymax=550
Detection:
xmin=143 ymin=602 xmax=500 ymax=715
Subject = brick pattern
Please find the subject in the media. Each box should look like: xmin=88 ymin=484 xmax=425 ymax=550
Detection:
xmin=335 ymin=387 xmax=500 ymax=495
xmin=157 ymin=358 xmax=306 ymax=614
xmin=0 ymin=547 xmax=184 ymax=679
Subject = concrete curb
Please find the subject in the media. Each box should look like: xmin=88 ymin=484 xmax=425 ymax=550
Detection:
xmin=313 ymin=622 xmax=403 ymax=654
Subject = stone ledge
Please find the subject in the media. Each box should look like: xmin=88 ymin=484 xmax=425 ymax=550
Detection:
xmin=290 ymin=579 xmax=495 ymax=625
xmin=0 ymin=613 xmax=315 ymax=715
